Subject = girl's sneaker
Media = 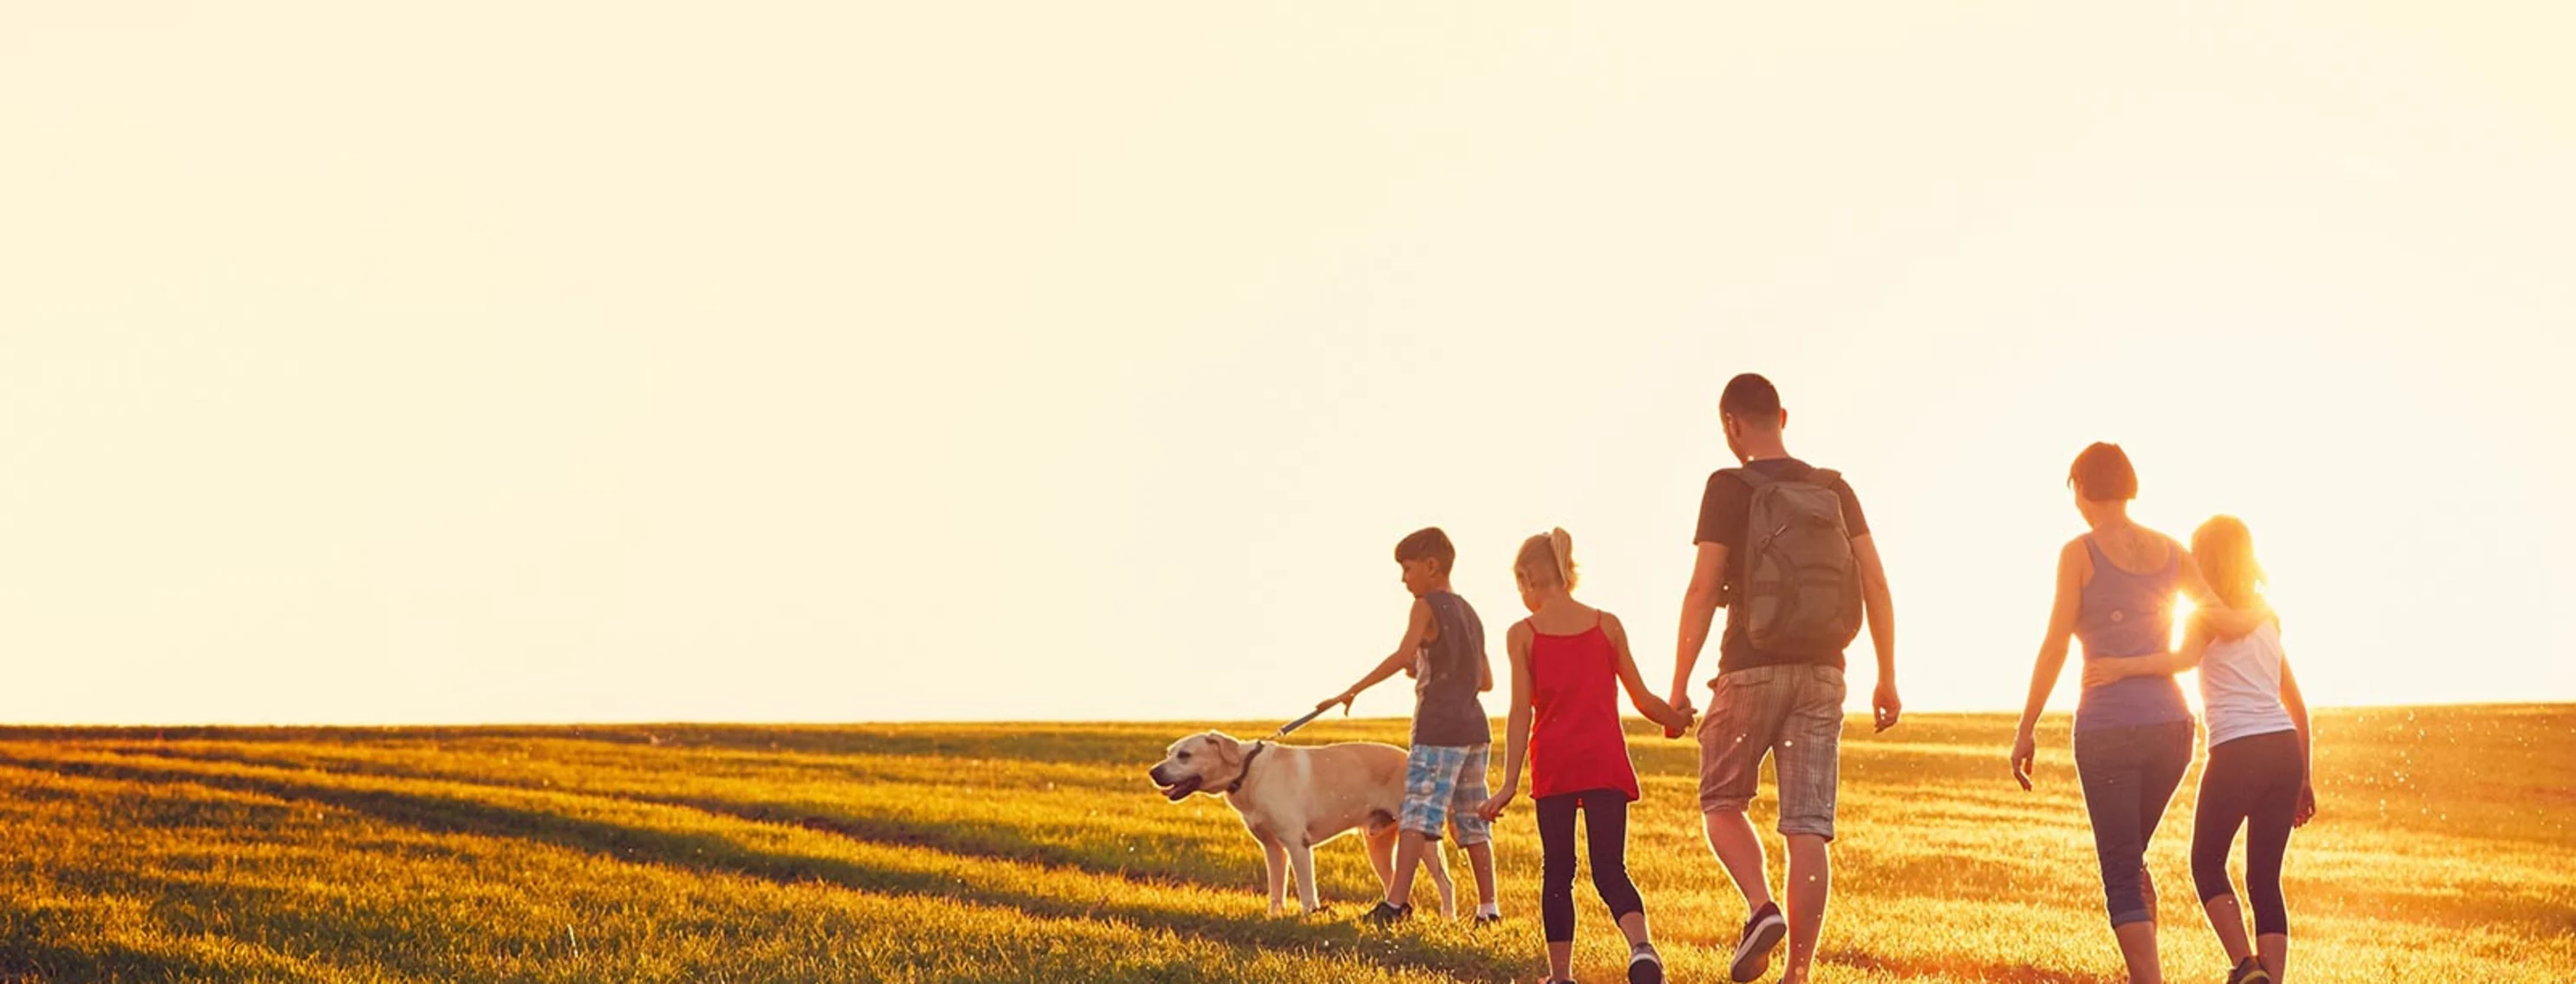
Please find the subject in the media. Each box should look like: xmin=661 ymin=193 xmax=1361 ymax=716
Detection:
xmin=2226 ymin=957 xmax=2273 ymax=984
xmin=1626 ymin=942 xmax=1666 ymax=984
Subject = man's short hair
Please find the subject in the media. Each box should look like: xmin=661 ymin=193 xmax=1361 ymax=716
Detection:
xmin=2069 ymin=442 xmax=2139 ymax=502
xmin=1720 ymin=373 xmax=1782 ymax=425
xmin=1394 ymin=527 xmax=1455 ymax=576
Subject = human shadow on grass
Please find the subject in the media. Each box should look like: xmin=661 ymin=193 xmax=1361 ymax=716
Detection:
xmin=4 ymin=751 xmax=1521 ymax=983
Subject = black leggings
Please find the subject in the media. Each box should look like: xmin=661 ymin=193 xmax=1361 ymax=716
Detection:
xmin=1535 ymin=788 xmax=1644 ymax=943
xmin=2193 ymin=730 xmax=2303 ymax=936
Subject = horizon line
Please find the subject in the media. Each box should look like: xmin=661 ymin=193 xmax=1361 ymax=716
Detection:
xmin=0 ymin=699 xmax=2562 ymax=731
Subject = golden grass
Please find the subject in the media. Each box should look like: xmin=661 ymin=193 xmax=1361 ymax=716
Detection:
xmin=0 ymin=705 xmax=2566 ymax=982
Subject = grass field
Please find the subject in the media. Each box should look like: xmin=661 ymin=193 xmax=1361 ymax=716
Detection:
xmin=0 ymin=705 xmax=2567 ymax=983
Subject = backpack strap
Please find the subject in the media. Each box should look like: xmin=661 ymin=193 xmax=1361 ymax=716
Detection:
xmin=1804 ymin=467 xmax=1841 ymax=487
xmin=1724 ymin=466 xmax=1775 ymax=489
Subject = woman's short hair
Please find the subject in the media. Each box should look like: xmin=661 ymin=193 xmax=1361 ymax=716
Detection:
xmin=2069 ymin=442 xmax=2139 ymax=502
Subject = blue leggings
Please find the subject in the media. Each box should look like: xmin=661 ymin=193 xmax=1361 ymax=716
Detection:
xmin=2073 ymin=721 xmax=2195 ymax=927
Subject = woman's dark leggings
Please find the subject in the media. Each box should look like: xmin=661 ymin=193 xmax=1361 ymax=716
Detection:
xmin=2193 ymin=730 xmax=2303 ymax=936
xmin=2073 ymin=720 xmax=2195 ymax=927
xmin=1534 ymin=788 xmax=1644 ymax=943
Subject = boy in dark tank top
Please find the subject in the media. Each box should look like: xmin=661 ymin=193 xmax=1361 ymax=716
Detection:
xmin=1320 ymin=527 xmax=1502 ymax=923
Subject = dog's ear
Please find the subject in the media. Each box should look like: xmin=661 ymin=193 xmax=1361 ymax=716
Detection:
xmin=1209 ymin=732 xmax=1241 ymax=768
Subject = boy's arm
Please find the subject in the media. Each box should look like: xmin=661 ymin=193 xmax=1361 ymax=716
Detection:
xmin=1669 ymin=541 xmax=1729 ymax=713
xmin=1478 ymin=623 xmax=1538 ymax=820
xmin=1604 ymin=613 xmax=1690 ymax=731
xmin=1320 ymin=598 xmax=1434 ymax=712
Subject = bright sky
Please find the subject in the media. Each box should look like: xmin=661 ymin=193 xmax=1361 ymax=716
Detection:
xmin=4 ymin=4 xmax=2570 ymax=725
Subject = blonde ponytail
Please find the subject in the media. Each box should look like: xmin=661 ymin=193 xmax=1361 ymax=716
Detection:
xmin=1548 ymin=528 xmax=1575 ymax=589
xmin=1515 ymin=528 xmax=1580 ymax=590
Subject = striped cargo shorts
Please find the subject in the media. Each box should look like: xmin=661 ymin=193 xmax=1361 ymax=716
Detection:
xmin=1697 ymin=664 xmax=1847 ymax=841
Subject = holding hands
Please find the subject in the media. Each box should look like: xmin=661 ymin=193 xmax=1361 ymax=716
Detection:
xmin=1665 ymin=692 xmax=1697 ymax=739
xmin=1639 ymin=692 xmax=1696 ymax=736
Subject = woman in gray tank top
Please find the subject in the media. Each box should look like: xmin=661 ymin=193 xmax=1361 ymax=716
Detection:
xmin=2008 ymin=443 xmax=2272 ymax=984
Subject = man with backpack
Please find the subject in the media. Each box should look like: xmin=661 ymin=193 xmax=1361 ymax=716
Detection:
xmin=1668 ymin=373 xmax=1899 ymax=984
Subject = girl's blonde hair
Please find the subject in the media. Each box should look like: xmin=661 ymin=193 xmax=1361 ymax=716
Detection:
xmin=1514 ymin=528 xmax=1578 ymax=590
xmin=2190 ymin=515 xmax=2265 ymax=610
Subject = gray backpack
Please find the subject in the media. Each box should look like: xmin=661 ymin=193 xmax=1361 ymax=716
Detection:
xmin=1727 ymin=466 xmax=1865 ymax=653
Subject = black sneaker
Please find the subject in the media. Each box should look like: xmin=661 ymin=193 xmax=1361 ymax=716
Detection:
xmin=1626 ymin=943 xmax=1666 ymax=984
xmin=2226 ymin=957 xmax=2272 ymax=984
xmin=1363 ymin=901 xmax=1411 ymax=925
xmin=1471 ymin=911 xmax=1504 ymax=926
xmin=1728 ymin=902 xmax=1786 ymax=983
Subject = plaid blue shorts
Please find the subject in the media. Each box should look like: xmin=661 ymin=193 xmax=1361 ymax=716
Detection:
xmin=1400 ymin=743 xmax=1492 ymax=844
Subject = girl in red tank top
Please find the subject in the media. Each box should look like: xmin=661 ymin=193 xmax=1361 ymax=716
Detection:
xmin=1479 ymin=529 xmax=1695 ymax=984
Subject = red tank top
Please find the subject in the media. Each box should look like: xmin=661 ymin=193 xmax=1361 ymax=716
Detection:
xmin=1527 ymin=613 xmax=1641 ymax=801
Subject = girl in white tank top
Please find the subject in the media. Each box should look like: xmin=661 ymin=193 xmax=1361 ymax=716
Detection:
xmin=2200 ymin=621 xmax=2298 ymax=746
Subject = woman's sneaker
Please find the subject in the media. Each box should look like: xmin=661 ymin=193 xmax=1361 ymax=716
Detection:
xmin=1729 ymin=902 xmax=1787 ymax=982
xmin=2226 ymin=957 xmax=2273 ymax=984
xmin=1627 ymin=941 xmax=1666 ymax=984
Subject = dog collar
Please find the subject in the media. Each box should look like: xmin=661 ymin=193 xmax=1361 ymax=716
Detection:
xmin=1225 ymin=740 xmax=1270 ymax=794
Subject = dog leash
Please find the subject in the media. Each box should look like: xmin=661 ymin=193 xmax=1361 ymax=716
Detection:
xmin=1270 ymin=706 xmax=1328 ymax=740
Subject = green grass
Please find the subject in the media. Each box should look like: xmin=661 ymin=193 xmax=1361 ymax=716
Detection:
xmin=0 ymin=706 xmax=2568 ymax=982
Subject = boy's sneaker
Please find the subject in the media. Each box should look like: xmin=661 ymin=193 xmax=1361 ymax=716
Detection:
xmin=1626 ymin=942 xmax=1666 ymax=984
xmin=1728 ymin=901 xmax=1787 ymax=983
xmin=2226 ymin=957 xmax=2273 ymax=984
xmin=1471 ymin=912 xmax=1504 ymax=926
xmin=1363 ymin=901 xmax=1411 ymax=925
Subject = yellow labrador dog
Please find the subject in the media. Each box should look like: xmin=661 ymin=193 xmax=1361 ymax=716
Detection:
xmin=1149 ymin=731 xmax=1456 ymax=917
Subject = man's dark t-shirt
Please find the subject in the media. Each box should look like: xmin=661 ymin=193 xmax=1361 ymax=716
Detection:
xmin=1692 ymin=457 xmax=1870 ymax=677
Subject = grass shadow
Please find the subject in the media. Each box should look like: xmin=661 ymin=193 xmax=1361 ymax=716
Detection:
xmin=2 ymin=750 xmax=1523 ymax=983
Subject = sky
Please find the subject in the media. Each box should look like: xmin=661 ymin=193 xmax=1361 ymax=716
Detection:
xmin=3 ymin=3 xmax=2570 ymax=725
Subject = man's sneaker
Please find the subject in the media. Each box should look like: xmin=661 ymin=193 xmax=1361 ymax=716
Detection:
xmin=1728 ymin=901 xmax=1787 ymax=983
xmin=2226 ymin=957 xmax=2273 ymax=984
xmin=1626 ymin=942 xmax=1666 ymax=984
xmin=1363 ymin=901 xmax=1411 ymax=925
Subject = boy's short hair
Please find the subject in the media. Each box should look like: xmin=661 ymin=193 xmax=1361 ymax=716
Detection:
xmin=1394 ymin=527 xmax=1455 ymax=576
xmin=1720 ymin=373 xmax=1782 ymax=423
xmin=2069 ymin=442 xmax=2139 ymax=502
